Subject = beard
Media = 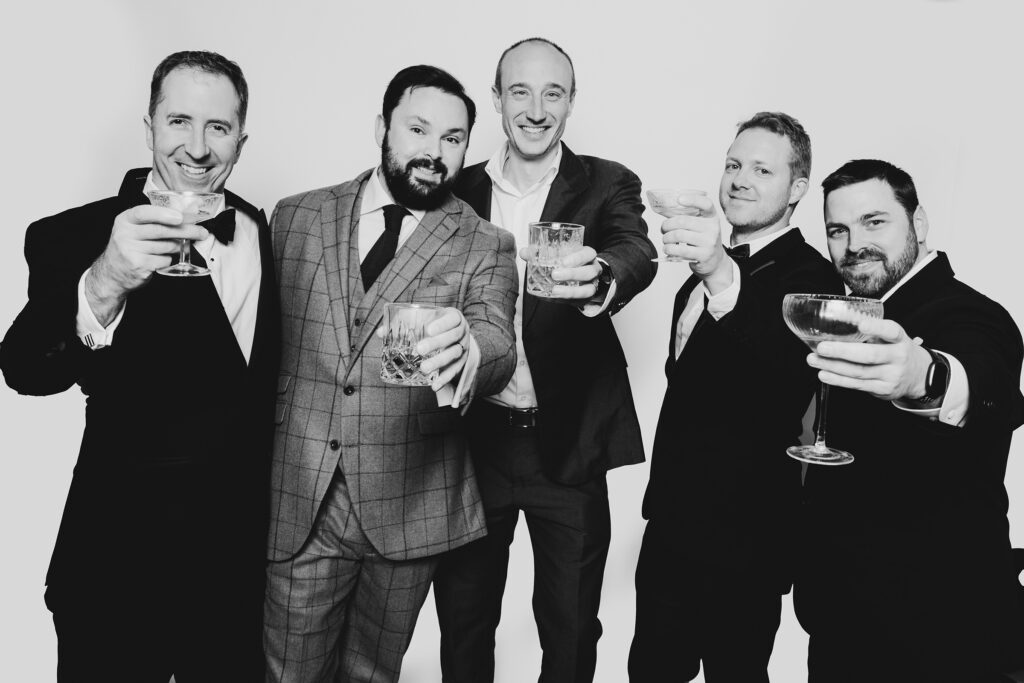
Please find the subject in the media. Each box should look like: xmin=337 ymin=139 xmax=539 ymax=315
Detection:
xmin=839 ymin=227 xmax=919 ymax=298
xmin=381 ymin=135 xmax=459 ymax=211
xmin=721 ymin=196 xmax=790 ymax=236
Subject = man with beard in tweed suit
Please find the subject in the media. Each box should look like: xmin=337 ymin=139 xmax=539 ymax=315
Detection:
xmin=263 ymin=65 xmax=518 ymax=682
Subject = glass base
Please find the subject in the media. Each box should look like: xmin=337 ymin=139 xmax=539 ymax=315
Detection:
xmin=158 ymin=263 xmax=210 ymax=277
xmin=787 ymin=444 xmax=854 ymax=466
xmin=652 ymin=256 xmax=692 ymax=263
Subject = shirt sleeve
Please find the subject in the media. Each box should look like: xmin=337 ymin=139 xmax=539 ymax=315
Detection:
xmin=891 ymin=350 xmax=969 ymax=427
xmin=76 ymin=267 xmax=125 ymax=349
xmin=702 ymin=258 xmax=742 ymax=321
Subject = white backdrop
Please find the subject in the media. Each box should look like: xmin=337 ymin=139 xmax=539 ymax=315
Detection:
xmin=1 ymin=1 xmax=1022 ymax=680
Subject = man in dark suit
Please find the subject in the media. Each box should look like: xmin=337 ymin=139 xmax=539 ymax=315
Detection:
xmin=431 ymin=37 xmax=657 ymax=683
xmin=262 ymin=65 xmax=517 ymax=683
xmin=629 ymin=112 xmax=842 ymax=682
xmin=0 ymin=51 xmax=276 ymax=680
xmin=796 ymin=159 xmax=1024 ymax=682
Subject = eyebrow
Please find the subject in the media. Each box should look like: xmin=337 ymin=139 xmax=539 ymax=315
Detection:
xmin=408 ymin=115 xmax=466 ymax=137
xmin=859 ymin=210 xmax=889 ymax=222
xmin=506 ymin=81 xmax=568 ymax=93
xmin=166 ymin=111 xmax=233 ymax=129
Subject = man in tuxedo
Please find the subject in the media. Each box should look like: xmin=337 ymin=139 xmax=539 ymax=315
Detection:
xmin=262 ymin=65 xmax=517 ymax=683
xmin=431 ymin=37 xmax=657 ymax=683
xmin=796 ymin=159 xmax=1024 ymax=682
xmin=629 ymin=112 xmax=842 ymax=682
xmin=0 ymin=51 xmax=276 ymax=680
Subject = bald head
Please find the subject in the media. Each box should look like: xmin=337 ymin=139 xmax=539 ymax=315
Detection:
xmin=493 ymin=37 xmax=576 ymax=96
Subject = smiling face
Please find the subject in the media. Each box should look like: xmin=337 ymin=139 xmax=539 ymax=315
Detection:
xmin=718 ymin=127 xmax=807 ymax=238
xmin=144 ymin=67 xmax=246 ymax=193
xmin=492 ymin=41 xmax=574 ymax=164
xmin=824 ymin=178 xmax=928 ymax=297
xmin=375 ymin=85 xmax=469 ymax=211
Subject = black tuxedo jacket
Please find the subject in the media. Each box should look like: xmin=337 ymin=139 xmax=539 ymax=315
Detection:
xmin=0 ymin=169 xmax=279 ymax=602
xmin=797 ymin=252 xmax=1024 ymax=677
xmin=643 ymin=228 xmax=841 ymax=591
xmin=454 ymin=144 xmax=657 ymax=484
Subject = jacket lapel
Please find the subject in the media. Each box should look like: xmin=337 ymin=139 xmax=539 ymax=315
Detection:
xmin=457 ymin=165 xmax=493 ymax=220
xmin=524 ymin=144 xmax=590 ymax=326
xmin=350 ymin=192 xmax=462 ymax=355
xmin=321 ymin=173 xmax=369 ymax=369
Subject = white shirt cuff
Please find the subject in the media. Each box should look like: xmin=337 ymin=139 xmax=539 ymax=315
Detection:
xmin=436 ymin=332 xmax=480 ymax=411
xmin=76 ymin=268 xmax=125 ymax=349
xmin=702 ymin=259 xmax=742 ymax=321
xmin=892 ymin=351 xmax=968 ymax=427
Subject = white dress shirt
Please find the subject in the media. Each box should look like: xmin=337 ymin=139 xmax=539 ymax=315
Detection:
xmin=360 ymin=168 xmax=478 ymax=408
xmin=76 ymin=172 xmax=262 ymax=362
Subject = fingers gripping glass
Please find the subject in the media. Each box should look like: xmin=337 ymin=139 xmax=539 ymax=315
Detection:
xmin=782 ymin=293 xmax=884 ymax=466
xmin=146 ymin=190 xmax=220 ymax=277
xmin=646 ymin=189 xmax=709 ymax=263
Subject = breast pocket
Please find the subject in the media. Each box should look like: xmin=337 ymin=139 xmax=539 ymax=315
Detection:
xmin=409 ymin=284 xmax=461 ymax=308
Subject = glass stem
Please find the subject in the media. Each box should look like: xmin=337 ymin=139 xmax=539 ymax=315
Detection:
xmin=813 ymin=382 xmax=831 ymax=450
xmin=179 ymin=238 xmax=191 ymax=267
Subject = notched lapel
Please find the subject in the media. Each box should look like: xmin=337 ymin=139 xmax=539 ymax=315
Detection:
xmin=320 ymin=179 xmax=368 ymax=368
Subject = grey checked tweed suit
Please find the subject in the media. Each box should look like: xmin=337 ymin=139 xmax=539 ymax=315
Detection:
xmin=268 ymin=169 xmax=517 ymax=561
xmin=264 ymin=169 xmax=517 ymax=681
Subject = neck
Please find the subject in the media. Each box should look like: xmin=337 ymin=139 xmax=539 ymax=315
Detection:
xmin=503 ymin=144 xmax=559 ymax=192
xmin=731 ymin=209 xmax=793 ymax=246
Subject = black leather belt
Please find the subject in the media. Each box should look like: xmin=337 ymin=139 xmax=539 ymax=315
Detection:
xmin=476 ymin=401 xmax=539 ymax=428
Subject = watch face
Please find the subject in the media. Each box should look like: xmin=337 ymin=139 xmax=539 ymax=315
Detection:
xmin=924 ymin=349 xmax=950 ymax=400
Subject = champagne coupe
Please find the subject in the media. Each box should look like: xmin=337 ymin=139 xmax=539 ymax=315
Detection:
xmin=782 ymin=293 xmax=885 ymax=465
xmin=146 ymin=189 xmax=221 ymax=277
xmin=645 ymin=188 xmax=709 ymax=263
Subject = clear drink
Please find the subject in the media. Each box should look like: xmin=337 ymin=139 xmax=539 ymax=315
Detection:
xmin=380 ymin=303 xmax=444 ymax=386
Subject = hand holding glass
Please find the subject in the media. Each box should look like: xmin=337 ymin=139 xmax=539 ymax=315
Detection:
xmin=646 ymin=189 xmax=709 ymax=263
xmin=380 ymin=303 xmax=446 ymax=386
xmin=146 ymin=190 xmax=220 ymax=277
xmin=526 ymin=222 xmax=585 ymax=297
xmin=782 ymin=293 xmax=885 ymax=465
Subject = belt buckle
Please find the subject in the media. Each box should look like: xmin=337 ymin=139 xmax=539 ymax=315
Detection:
xmin=508 ymin=407 xmax=538 ymax=429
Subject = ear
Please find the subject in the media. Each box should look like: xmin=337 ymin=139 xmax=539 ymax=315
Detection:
xmin=374 ymin=114 xmax=386 ymax=148
xmin=912 ymin=205 xmax=929 ymax=244
xmin=144 ymin=115 xmax=154 ymax=152
xmin=788 ymin=176 xmax=809 ymax=205
xmin=234 ymin=131 xmax=249 ymax=159
xmin=566 ymin=89 xmax=576 ymax=118
xmin=491 ymin=85 xmax=502 ymax=114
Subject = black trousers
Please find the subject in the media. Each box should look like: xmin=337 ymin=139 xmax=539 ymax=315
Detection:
xmin=628 ymin=520 xmax=782 ymax=683
xmin=432 ymin=404 xmax=612 ymax=683
xmin=48 ymin=515 xmax=265 ymax=683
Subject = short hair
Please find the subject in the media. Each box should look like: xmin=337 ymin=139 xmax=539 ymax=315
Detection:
xmin=149 ymin=51 xmax=249 ymax=129
xmin=821 ymin=159 xmax=920 ymax=221
xmin=736 ymin=111 xmax=811 ymax=181
xmin=493 ymin=37 xmax=576 ymax=96
xmin=382 ymin=65 xmax=476 ymax=134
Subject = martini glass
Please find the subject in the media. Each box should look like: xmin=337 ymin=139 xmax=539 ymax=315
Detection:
xmin=645 ymin=188 xmax=709 ymax=263
xmin=782 ymin=293 xmax=884 ymax=465
xmin=146 ymin=189 xmax=221 ymax=277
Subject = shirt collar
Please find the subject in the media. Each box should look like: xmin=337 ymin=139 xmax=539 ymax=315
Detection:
xmin=142 ymin=172 xmax=227 ymax=215
xmin=484 ymin=141 xmax=562 ymax=197
xmin=362 ymin=167 xmax=426 ymax=224
xmin=732 ymin=225 xmax=796 ymax=257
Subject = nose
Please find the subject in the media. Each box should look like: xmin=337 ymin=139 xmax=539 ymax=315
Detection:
xmin=423 ymin=135 xmax=442 ymax=160
xmin=845 ymin=226 xmax=869 ymax=254
xmin=186 ymin=126 xmax=209 ymax=159
xmin=526 ymin=94 xmax=545 ymax=123
xmin=731 ymin=166 xmax=751 ymax=190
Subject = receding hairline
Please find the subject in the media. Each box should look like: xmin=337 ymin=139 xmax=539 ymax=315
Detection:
xmin=494 ymin=38 xmax=576 ymax=94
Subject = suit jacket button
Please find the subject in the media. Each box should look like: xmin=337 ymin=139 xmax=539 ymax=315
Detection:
xmin=354 ymin=318 xmax=361 ymax=327
xmin=344 ymin=385 xmax=355 ymax=396
xmin=328 ymin=439 xmax=340 ymax=450
xmin=350 ymin=344 xmax=357 ymax=352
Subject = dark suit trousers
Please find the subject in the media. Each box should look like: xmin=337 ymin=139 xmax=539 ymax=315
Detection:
xmin=48 ymin=509 xmax=265 ymax=683
xmin=433 ymin=402 xmax=612 ymax=683
xmin=628 ymin=521 xmax=782 ymax=683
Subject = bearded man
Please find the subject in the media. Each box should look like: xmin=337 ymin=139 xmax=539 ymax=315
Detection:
xmin=262 ymin=64 xmax=517 ymax=683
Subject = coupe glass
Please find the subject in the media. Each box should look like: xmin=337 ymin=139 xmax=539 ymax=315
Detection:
xmin=782 ymin=293 xmax=884 ymax=465
xmin=146 ymin=189 xmax=221 ymax=277
xmin=645 ymin=188 xmax=709 ymax=263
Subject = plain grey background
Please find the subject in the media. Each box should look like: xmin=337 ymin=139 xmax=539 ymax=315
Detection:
xmin=1 ymin=1 xmax=1022 ymax=680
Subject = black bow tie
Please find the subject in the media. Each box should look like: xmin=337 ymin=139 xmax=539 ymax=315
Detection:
xmin=199 ymin=209 xmax=236 ymax=245
xmin=725 ymin=243 xmax=750 ymax=259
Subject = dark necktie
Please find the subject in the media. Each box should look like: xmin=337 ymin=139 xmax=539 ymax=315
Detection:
xmin=198 ymin=209 xmax=236 ymax=245
xmin=361 ymin=204 xmax=409 ymax=290
xmin=725 ymin=242 xmax=750 ymax=259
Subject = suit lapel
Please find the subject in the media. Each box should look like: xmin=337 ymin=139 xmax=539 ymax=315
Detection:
xmin=525 ymin=144 xmax=590 ymax=326
xmin=457 ymin=166 xmax=493 ymax=220
xmin=351 ymin=193 xmax=462 ymax=355
xmin=321 ymin=174 xmax=369 ymax=369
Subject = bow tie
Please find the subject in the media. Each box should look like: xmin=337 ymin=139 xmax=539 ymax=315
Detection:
xmin=725 ymin=243 xmax=750 ymax=259
xmin=199 ymin=209 xmax=236 ymax=245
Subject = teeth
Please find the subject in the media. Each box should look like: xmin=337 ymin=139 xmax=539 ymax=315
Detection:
xmin=179 ymin=163 xmax=210 ymax=176
xmin=522 ymin=127 xmax=546 ymax=134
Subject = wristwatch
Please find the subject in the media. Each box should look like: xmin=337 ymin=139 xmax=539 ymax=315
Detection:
xmin=920 ymin=347 xmax=950 ymax=402
xmin=597 ymin=260 xmax=613 ymax=289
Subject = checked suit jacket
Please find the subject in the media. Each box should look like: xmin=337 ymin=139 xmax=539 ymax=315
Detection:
xmin=454 ymin=143 xmax=658 ymax=485
xmin=267 ymin=169 xmax=518 ymax=563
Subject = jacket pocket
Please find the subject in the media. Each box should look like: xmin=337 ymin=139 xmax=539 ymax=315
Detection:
xmin=409 ymin=284 xmax=461 ymax=307
xmin=418 ymin=405 xmax=462 ymax=435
